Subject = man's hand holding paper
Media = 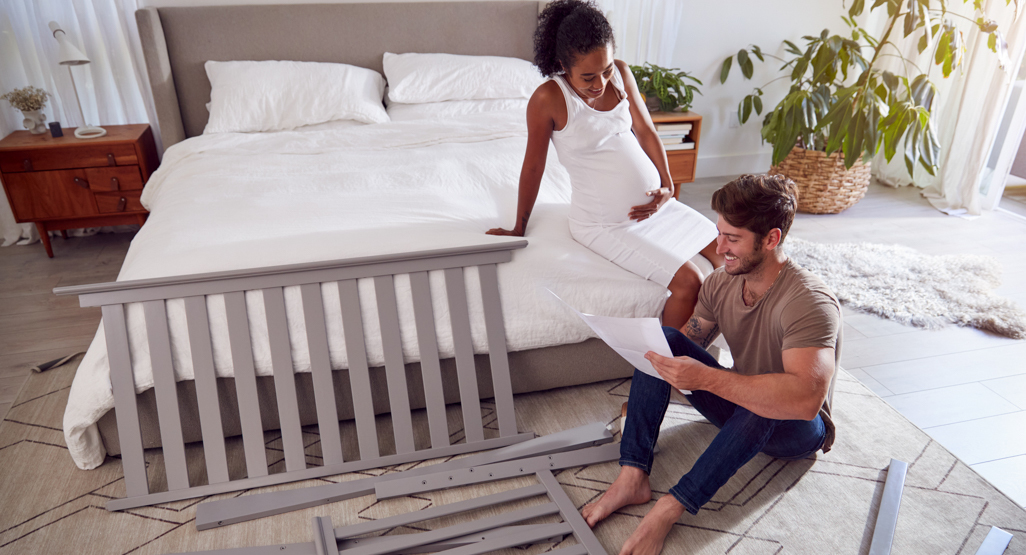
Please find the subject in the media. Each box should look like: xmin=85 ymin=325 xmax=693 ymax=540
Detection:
xmin=548 ymin=289 xmax=692 ymax=395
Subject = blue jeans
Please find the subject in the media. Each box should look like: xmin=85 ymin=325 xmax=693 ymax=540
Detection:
xmin=619 ymin=327 xmax=826 ymax=515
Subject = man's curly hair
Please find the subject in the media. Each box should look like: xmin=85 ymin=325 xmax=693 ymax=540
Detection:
xmin=534 ymin=0 xmax=615 ymax=77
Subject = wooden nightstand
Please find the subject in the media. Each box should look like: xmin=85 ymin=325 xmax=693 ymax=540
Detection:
xmin=651 ymin=111 xmax=701 ymax=198
xmin=0 ymin=124 xmax=158 ymax=257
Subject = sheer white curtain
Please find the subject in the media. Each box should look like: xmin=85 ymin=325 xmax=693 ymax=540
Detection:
xmin=873 ymin=0 xmax=1026 ymax=217
xmin=599 ymin=0 xmax=685 ymax=66
xmin=0 ymin=0 xmax=157 ymax=246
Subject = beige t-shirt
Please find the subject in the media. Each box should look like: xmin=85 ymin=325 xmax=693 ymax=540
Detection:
xmin=693 ymin=258 xmax=841 ymax=451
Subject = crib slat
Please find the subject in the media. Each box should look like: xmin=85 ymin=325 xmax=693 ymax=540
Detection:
xmin=300 ymin=283 xmax=344 ymax=465
xmin=263 ymin=287 xmax=306 ymax=472
xmin=409 ymin=271 xmax=449 ymax=448
xmin=143 ymin=300 xmax=190 ymax=491
xmin=373 ymin=275 xmax=416 ymax=455
xmin=184 ymin=296 xmax=230 ymax=484
xmin=478 ymin=264 xmax=517 ymax=438
xmin=444 ymin=267 xmax=484 ymax=443
xmin=224 ymin=291 xmax=268 ymax=478
xmin=101 ymin=304 xmax=149 ymax=497
xmin=337 ymin=279 xmax=380 ymax=459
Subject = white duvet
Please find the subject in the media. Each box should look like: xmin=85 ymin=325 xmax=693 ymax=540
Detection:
xmin=64 ymin=111 xmax=691 ymax=469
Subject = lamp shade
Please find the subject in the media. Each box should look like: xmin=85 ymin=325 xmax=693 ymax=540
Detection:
xmin=48 ymin=21 xmax=89 ymax=65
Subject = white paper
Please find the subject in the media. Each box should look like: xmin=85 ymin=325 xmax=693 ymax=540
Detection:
xmin=548 ymin=289 xmax=691 ymax=394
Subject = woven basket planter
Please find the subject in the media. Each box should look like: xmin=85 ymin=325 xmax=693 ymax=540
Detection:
xmin=769 ymin=146 xmax=872 ymax=214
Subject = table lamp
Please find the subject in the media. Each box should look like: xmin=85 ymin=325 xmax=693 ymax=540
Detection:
xmin=49 ymin=21 xmax=106 ymax=139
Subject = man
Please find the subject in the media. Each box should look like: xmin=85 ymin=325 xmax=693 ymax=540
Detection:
xmin=581 ymin=174 xmax=841 ymax=555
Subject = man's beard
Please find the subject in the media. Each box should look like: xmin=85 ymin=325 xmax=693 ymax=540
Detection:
xmin=724 ymin=243 xmax=765 ymax=276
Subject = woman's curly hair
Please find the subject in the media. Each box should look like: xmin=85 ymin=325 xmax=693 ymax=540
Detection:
xmin=534 ymin=0 xmax=615 ymax=77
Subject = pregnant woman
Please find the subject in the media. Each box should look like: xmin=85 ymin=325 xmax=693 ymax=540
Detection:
xmin=487 ymin=0 xmax=721 ymax=328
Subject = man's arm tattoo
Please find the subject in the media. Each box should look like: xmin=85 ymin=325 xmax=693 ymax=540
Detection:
xmin=684 ymin=316 xmax=719 ymax=349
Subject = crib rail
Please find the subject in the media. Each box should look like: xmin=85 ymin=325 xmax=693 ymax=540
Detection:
xmin=54 ymin=240 xmax=530 ymax=511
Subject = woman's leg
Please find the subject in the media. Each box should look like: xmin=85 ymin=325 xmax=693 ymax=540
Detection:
xmin=663 ymin=260 xmax=703 ymax=330
xmin=700 ymin=239 xmax=724 ymax=269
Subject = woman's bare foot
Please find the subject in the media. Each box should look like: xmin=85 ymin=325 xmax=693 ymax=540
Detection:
xmin=618 ymin=495 xmax=686 ymax=555
xmin=581 ymin=465 xmax=653 ymax=527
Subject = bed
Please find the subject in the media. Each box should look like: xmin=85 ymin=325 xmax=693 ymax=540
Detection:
xmin=58 ymin=2 xmax=715 ymax=484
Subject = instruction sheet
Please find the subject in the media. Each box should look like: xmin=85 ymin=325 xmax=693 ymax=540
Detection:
xmin=548 ymin=289 xmax=691 ymax=394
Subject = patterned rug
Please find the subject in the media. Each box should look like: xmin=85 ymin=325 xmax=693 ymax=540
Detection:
xmin=1 ymin=359 xmax=1023 ymax=555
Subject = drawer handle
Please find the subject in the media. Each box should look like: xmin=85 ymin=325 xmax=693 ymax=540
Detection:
xmin=107 ymin=154 xmax=116 ymax=166
xmin=23 ymin=159 xmax=32 ymax=171
xmin=73 ymin=177 xmax=89 ymax=189
xmin=110 ymin=177 xmax=119 ymax=191
xmin=117 ymin=197 xmax=127 ymax=212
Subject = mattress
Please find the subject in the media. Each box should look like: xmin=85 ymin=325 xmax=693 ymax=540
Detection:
xmin=64 ymin=109 xmax=712 ymax=468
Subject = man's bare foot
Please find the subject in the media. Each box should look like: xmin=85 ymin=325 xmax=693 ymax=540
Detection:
xmin=618 ymin=495 xmax=686 ymax=555
xmin=581 ymin=465 xmax=652 ymax=527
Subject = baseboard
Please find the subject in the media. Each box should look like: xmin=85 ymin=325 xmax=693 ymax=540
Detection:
xmin=696 ymin=152 xmax=773 ymax=179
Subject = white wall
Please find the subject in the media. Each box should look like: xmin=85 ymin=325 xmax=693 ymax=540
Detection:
xmin=673 ymin=0 xmax=864 ymax=178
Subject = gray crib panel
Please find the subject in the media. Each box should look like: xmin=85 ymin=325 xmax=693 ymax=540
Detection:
xmin=340 ymin=504 xmax=560 ymax=555
xmin=334 ymin=483 xmax=547 ymax=539
xmin=142 ymin=300 xmax=190 ymax=491
xmin=478 ymin=263 xmax=516 ymax=438
xmin=69 ymin=248 xmax=521 ymax=308
xmin=224 ymin=291 xmax=268 ymax=478
xmin=337 ymin=279 xmax=380 ymax=459
xmin=430 ymin=522 xmax=573 ymax=555
xmin=101 ymin=304 xmax=149 ymax=497
xmin=184 ymin=295 xmax=230 ymax=484
xmin=300 ymin=283 xmax=344 ymax=466
xmin=373 ymin=275 xmax=416 ymax=455
xmin=263 ymin=287 xmax=307 ymax=472
xmin=312 ymin=516 xmax=339 ymax=555
xmin=537 ymin=469 xmax=607 ymax=555
xmin=409 ymin=270 xmax=449 ymax=449
xmin=444 ymin=267 xmax=484 ymax=444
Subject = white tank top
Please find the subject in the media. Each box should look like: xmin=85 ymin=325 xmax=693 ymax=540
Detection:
xmin=550 ymin=69 xmax=661 ymax=225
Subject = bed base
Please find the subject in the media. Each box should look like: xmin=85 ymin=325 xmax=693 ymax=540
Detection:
xmin=54 ymin=240 xmax=530 ymax=511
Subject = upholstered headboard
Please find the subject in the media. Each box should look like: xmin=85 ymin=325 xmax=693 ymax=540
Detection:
xmin=135 ymin=2 xmax=542 ymax=152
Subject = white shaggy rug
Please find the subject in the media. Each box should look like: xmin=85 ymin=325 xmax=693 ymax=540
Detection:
xmin=786 ymin=237 xmax=1026 ymax=339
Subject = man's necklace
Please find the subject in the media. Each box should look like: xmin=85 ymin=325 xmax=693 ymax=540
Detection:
xmin=742 ymin=262 xmax=786 ymax=307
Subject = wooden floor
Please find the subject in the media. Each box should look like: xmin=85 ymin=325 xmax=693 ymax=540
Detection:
xmin=1 ymin=179 xmax=1025 ymax=509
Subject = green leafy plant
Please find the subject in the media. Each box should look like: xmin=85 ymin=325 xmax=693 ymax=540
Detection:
xmin=720 ymin=0 xmax=1015 ymax=176
xmin=630 ymin=63 xmax=703 ymax=112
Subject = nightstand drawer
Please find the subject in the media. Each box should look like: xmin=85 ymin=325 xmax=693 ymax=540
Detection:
xmin=0 ymin=143 xmax=138 ymax=173
xmin=95 ymin=192 xmax=144 ymax=214
xmin=667 ymin=151 xmax=696 ymax=184
xmin=84 ymin=167 xmax=144 ymax=192
xmin=3 ymin=170 xmax=98 ymax=220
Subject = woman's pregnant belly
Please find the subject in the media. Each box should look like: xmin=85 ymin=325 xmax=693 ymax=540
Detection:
xmin=567 ymin=131 xmax=661 ymax=225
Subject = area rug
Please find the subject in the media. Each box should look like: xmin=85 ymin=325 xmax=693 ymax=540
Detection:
xmin=787 ymin=237 xmax=1026 ymax=339
xmin=1 ymin=359 xmax=1024 ymax=555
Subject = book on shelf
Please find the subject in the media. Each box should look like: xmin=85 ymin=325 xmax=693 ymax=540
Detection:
xmin=660 ymin=136 xmax=689 ymax=145
xmin=655 ymin=122 xmax=692 ymax=133
xmin=664 ymin=142 xmax=695 ymax=151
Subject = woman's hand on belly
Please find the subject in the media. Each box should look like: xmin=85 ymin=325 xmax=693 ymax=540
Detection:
xmin=628 ymin=187 xmax=672 ymax=222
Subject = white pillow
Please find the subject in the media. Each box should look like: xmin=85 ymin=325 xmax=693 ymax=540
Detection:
xmin=387 ymin=98 xmax=529 ymax=121
xmin=203 ymin=60 xmax=388 ymax=134
xmin=383 ymin=52 xmax=543 ymax=104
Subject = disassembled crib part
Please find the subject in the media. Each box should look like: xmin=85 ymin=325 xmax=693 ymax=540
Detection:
xmin=867 ymin=458 xmax=908 ymax=555
xmin=974 ymin=526 xmax=1013 ymax=555
xmin=173 ymin=445 xmax=619 ymax=555
xmin=196 ymin=421 xmax=614 ymax=529
xmin=53 ymin=241 xmax=531 ymax=512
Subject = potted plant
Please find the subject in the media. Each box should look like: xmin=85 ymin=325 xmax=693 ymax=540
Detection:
xmin=630 ymin=63 xmax=702 ymax=112
xmin=719 ymin=0 xmax=1012 ymax=213
xmin=2 ymin=86 xmax=50 ymax=135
